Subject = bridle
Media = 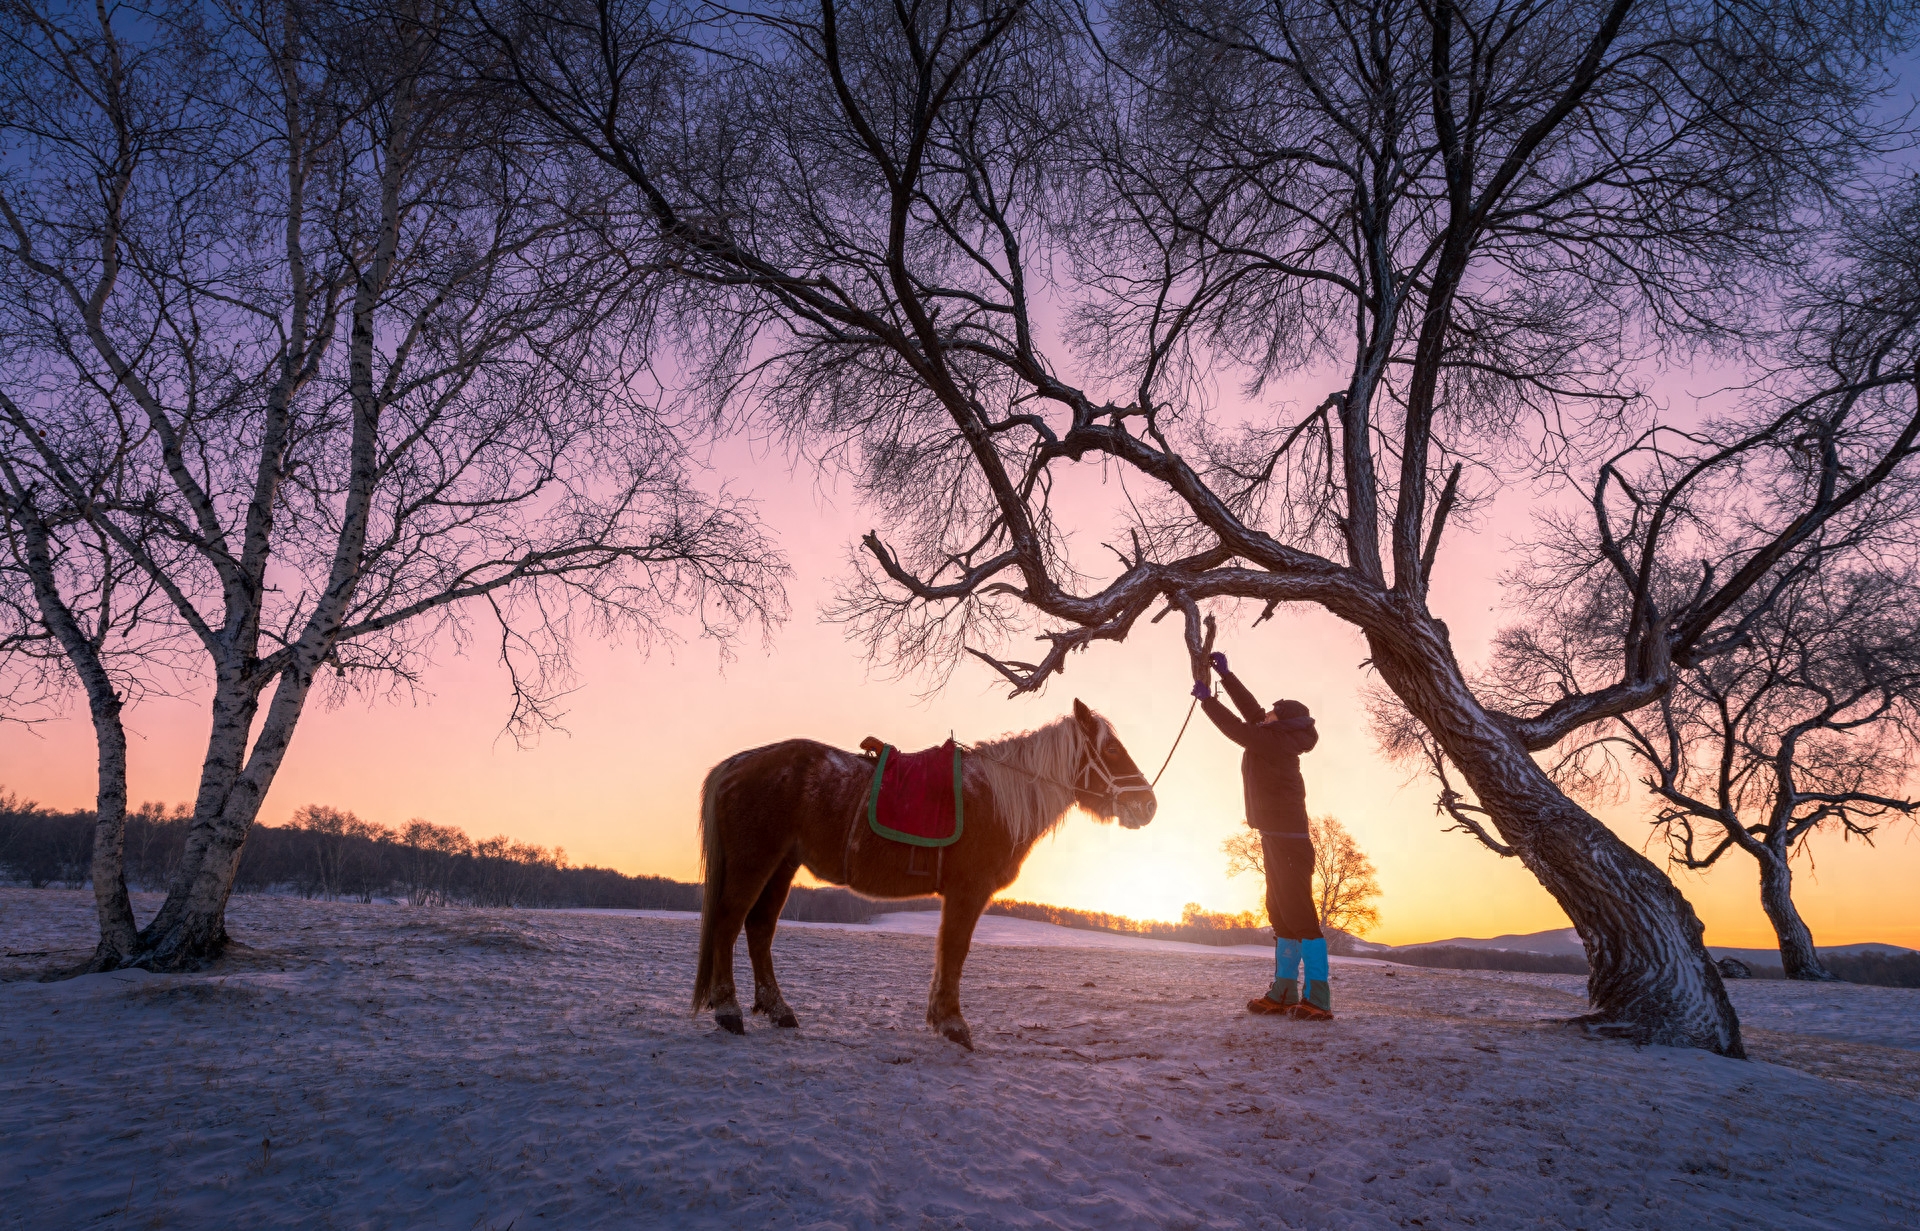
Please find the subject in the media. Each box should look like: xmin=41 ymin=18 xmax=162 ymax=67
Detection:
xmin=1077 ymin=745 xmax=1154 ymax=817
xmin=965 ymin=729 xmax=1154 ymax=819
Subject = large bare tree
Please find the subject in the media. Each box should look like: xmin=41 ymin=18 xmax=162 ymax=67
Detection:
xmin=0 ymin=0 xmax=784 ymax=969
xmin=1475 ymin=180 xmax=1920 ymax=980
xmin=488 ymin=0 xmax=1919 ymax=1052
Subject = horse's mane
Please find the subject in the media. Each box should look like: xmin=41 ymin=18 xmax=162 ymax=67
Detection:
xmin=969 ymin=711 xmax=1110 ymax=845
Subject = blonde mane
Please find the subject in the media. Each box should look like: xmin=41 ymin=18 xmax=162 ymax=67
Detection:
xmin=968 ymin=712 xmax=1110 ymax=844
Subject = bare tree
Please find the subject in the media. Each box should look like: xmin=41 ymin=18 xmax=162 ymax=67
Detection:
xmin=1224 ymin=814 xmax=1381 ymax=935
xmin=0 ymin=455 xmax=185 ymax=964
xmin=2 ymin=305 xmax=196 ymax=966
xmin=399 ymin=817 xmax=470 ymax=905
xmin=488 ymin=0 xmax=1916 ymax=1051
xmin=1502 ymin=566 xmax=1920 ymax=980
xmin=0 ymin=0 xmax=785 ymax=969
xmin=0 ymin=2 xmax=207 ymax=967
xmin=289 ymin=803 xmax=387 ymax=900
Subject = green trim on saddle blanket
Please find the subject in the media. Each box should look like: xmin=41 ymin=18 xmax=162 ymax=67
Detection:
xmin=865 ymin=743 xmax=965 ymax=848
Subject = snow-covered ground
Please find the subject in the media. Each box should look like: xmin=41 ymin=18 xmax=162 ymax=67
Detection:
xmin=3 ymin=889 xmax=1916 ymax=1229
xmin=562 ymin=906 xmax=1289 ymax=957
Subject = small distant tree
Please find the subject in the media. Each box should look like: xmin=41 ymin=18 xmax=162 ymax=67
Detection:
xmin=399 ymin=819 xmax=471 ymax=907
xmin=289 ymin=805 xmax=379 ymax=901
xmin=1223 ymin=815 xmax=1382 ymax=936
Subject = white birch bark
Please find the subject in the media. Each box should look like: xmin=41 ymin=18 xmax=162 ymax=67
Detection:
xmin=0 ymin=456 xmax=138 ymax=965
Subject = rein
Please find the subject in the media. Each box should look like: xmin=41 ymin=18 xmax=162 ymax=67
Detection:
xmin=1148 ymin=695 xmax=1200 ymax=790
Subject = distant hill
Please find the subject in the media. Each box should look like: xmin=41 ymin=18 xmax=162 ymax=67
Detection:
xmin=1706 ymin=941 xmax=1915 ymax=965
xmin=1394 ymin=928 xmax=1586 ymax=956
xmin=1384 ymin=928 xmax=1914 ymax=964
xmin=1355 ymin=928 xmax=1918 ymax=983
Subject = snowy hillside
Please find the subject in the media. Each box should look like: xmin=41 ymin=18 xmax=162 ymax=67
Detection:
xmin=3 ymin=888 xmax=1917 ymax=1229
xmin=1386 ymin=925 xmax=1916 ymax=969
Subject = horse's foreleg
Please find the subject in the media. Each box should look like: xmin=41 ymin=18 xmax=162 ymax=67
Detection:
xmin=928 ymin=886 xmax=990 ymax=1051
xmin=746 ymin=854 xmax=801 ymax=1028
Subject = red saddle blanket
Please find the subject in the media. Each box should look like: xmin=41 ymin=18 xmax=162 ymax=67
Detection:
xmin=866 ymin=739 xmax=965 ymax=848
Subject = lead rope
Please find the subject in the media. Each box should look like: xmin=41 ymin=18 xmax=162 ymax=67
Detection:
xmin=1149 ymin=695 xmax=1200 ymax=789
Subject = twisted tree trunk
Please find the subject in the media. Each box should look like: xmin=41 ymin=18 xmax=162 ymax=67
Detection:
xmin=1755 ymin=847 xmax=1837 ymax=981
xmin=1367 ymin=615 xmax=1743 ymax=1055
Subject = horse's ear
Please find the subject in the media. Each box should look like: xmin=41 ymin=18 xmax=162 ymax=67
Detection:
xmin=1073 ymin=698 xmax=1097 ymax=732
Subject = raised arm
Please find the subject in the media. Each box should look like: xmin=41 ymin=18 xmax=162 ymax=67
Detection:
xmin=1200 ymin=694 xmax=1253 ymax=747
xmin=1219 ymin=671 xmax=1266 ymax=725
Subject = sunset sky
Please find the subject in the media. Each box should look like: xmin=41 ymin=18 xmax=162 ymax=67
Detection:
xmin=4 ymin=422 xmax=1917 ymax=951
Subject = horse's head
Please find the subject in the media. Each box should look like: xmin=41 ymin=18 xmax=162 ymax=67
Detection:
xmin=1072 ymin=699 xmax=1157 ymax=829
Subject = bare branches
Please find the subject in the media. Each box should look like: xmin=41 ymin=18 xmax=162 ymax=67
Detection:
xmin=0 ymin=0 xmax=789 ymax=966
xmin=1423 ymin=735 xmax=1517 ymax=859
xmin=1506 ymin=557 xmax=1920 ymax=926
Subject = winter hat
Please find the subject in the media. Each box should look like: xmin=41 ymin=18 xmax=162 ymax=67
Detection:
xmin=1270 ymin=699 xmax=1311 ymax=722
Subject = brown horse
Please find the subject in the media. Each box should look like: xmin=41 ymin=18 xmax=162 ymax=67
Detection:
xmin=692 ymin=699 xmax=1156 ymax=1049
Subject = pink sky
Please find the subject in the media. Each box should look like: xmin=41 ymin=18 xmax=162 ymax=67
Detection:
xmin=4 ymin=432 xmax=1916 ymax=951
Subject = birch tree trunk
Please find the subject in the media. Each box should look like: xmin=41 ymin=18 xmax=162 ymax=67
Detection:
xmin=79 ymin=684 xmax=136 ymax=966
xmin=137 ymin=657 xmax=340 ymax=966
xmin=29 ymin=570 xmax=138 ymax=968
xmin=1755 ymin=848 xmax=1837 ymax=982
xmin=0 ymin=464 xmax=139 ymax=967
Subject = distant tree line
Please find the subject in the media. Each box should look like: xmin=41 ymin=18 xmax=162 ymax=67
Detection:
xmin=0 ymin=795 xmax=872 ymax=922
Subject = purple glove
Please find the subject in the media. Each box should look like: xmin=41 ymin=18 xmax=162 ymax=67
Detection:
xmin=1191 ymin=680 xmax=1212 ymax=700
xmin=1210 ymin=652 xmax=1230 ymax=675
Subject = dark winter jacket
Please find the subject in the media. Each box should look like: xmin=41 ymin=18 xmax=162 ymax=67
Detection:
xmin=1200 ymin=672 xmax=1318 ymax=834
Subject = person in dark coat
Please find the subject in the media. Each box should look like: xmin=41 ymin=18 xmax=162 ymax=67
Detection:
xmin=1193 ymin=650 xmax=1333 ymax=1019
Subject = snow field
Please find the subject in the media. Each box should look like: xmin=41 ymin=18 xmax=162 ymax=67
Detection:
xmin=2 ymin=888 xmax=1916 ymax=1230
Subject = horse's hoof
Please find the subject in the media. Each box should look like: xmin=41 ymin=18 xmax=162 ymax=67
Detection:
xmin=773 ymin=1010 xmax=799 ymax=1029
xmin=715 ymin=1011 xmax=745 ymax=1036
xmin=940 ymin=1022 xmax=974 ymax=1051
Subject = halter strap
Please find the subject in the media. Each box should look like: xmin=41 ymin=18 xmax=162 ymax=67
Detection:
xmin=962 ymin=733 xmax=1150 ymax=815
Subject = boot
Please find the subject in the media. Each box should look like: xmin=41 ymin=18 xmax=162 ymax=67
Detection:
xmin=1249 ymin=937 xmax=1302 ymax=1014
xmin=1291 ymin=937 xmax=1333 ymax=1020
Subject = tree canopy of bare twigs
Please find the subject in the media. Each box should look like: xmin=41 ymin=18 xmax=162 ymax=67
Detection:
xmin=0 ymin=0 xmax=785 ymax=969
xmin=1491 ymin=560 xmax=1920 ymax=980
xmin=483 ymin=0 xmax=1919 ymax=1053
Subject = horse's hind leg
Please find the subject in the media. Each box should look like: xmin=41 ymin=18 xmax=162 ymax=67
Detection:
xmin=704 ymin=847 xmax=787 ymax=1036
xmin=928 ymin=884 xmax=991 ymax=1051
xmin=746 ymin=854 xmax=802 ymax=1028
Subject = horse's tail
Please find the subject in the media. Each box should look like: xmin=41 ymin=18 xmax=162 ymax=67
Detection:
xmin=692 ymin=756 xmax=734 ymax=1013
